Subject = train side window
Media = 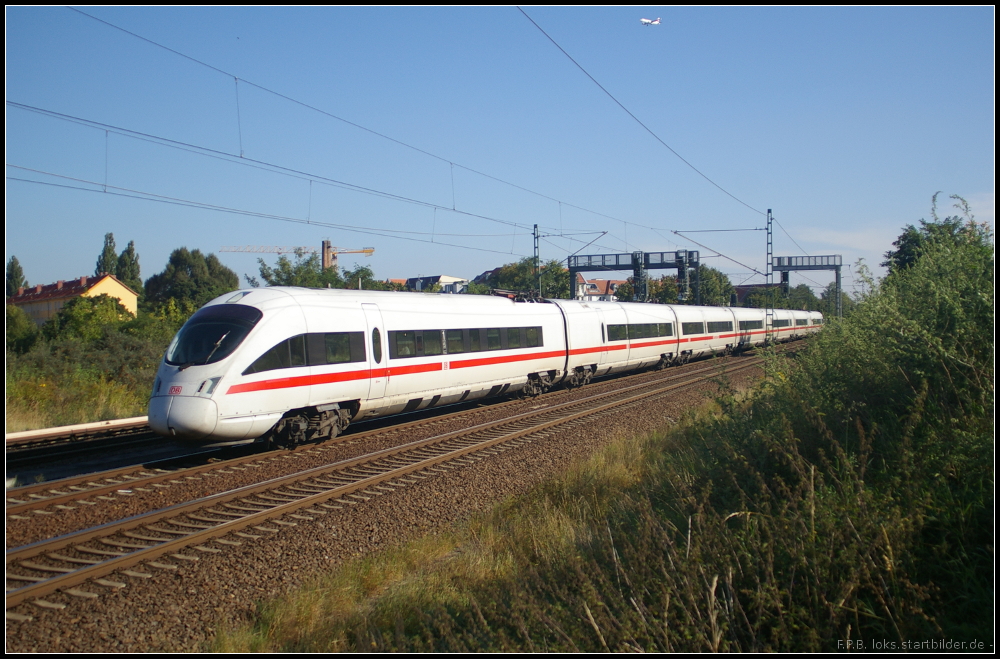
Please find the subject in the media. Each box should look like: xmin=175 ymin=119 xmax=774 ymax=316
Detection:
xmin=706 ymin=321 xmax=733 ymax=333
xmin=507 ymin=327 xmax=521 ymax=349
xmin=658 ymin=323 xmax=674 ymax=337
xmin=371 ymin=329 xmax=382 ymax=363
xmin=773 ymin=319 xmax=791 ymax=328
xmin=244 ymin=339 xmax=292 ymax=374
xmin=445 ymin=329 xmax=465 ymax=354
xmin=390 ymin=331 xmax=416 ymax=358
xmin=526 ymin=326 xmax=542 ymax=348
xmin=470 ymin=329 xmax=482 ymax=352
xmin=306 ymin=333 xmax=326 ymax=366
xmin=289 ymin=335 xmax=307 ymax=366
xmin=632 ymin=323 xmax=657 ymax=339
xmin=739 ymin=320 xmax=763 ymax=331
xmin=681 ymin=322 xmax=705 ymax=336
xmin=486 ymin=328 xmax=502 ymax=350
xmin=607 ymin=324 xmax=628 ymax=341
xmin=324 ymin=333 xmax=352 ymax=364
xmin=423 ymin=330 xmax=444 ymax=356
xmin=796 ymin=319 xmax=809 ymax=326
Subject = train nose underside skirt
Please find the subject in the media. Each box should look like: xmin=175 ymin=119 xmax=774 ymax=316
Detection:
xmin=149 ymin=395 xmax=219 ymax=439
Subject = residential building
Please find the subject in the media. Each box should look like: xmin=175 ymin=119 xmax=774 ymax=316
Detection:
xmin=7 ymin=274 xmax=139 ymax=326
xmin=575 ymin=274 xmax=626 ymax=302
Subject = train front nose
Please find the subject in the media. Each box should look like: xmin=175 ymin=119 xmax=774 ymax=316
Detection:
xmin=149 ymin=395 xmax=219 ymax=440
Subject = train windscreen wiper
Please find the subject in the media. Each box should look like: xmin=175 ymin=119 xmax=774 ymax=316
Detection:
xmin=202 ymin=331 xmax=231 ymax=366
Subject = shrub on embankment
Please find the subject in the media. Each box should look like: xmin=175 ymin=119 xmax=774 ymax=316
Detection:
xmin=5 ymin=301 xmax=186 ymax=431
xmin=215 ymin=219 xmax=993 ymax=652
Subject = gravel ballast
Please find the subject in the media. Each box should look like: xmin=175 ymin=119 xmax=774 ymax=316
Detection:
xmin=6 ymin=363 xmax=762 ymax=652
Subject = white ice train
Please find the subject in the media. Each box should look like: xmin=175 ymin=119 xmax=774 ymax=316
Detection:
xmin=148 ymin=288 xmax=823 ymax=446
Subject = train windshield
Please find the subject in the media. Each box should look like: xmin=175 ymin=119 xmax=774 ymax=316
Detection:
xmin=165 ymin=304 xmax=263 ymax=368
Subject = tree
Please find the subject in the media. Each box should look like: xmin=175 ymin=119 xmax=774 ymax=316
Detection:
xmin=882 ymin=193 xmax=987 ymax=276
xmin=696 ymin=265 xmax=735 ymax=306
xmin=96 ymin=233 xmax=118 ymax=276
xmin=741 ymin=286 xmax=782 ymax=309
xmin=6 ymin=255 xmax=28 ymax=297
xmin=786 ymin=283 xmax=821 ymax=311
xmin=252 ymin=250 xmax=345 ymax=289
xmin=341 ymin=264 xmax=404 ymax=291
xmin=620 ymin=267 xmax=732 ymax=306
xmin=818 ymin=281 xmax=854 ymax=317
xmin=42 ymin=294 xmax=133 ymax=342
xmin=479 ymin=257 xmax=570 ymax=299
xmin=649 ymin=274 xmax=680 ymax=304
xmin=144 ymin=248 xmax=239 ymax=309
xmin=616 ymin=274 xmax=681 ymax=304
xmin=463 ymin=281 xmax=492 ymax=295
xmin=6 ymin=304 xmax=38 ymax=354
xmin=116 ymin=240 xmax=143 ymax=297
xmin=613 ymin=277 xmax=638 ymax=302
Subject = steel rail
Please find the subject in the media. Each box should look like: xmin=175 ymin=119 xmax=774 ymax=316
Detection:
xmin=6 ymin=356 xmax=743 ymax=514
xmin=6 ymin=417 xmax=150 ymax=447
xmin=6 ymin=357 xmax=763 ymax=609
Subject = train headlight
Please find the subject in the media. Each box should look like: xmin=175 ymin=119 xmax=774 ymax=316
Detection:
xmin=198 ymin=377 xmax=222 ymax=396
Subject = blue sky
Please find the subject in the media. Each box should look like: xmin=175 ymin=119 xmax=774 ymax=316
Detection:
xmin=5 ymin=6 xmax=994 ymax=297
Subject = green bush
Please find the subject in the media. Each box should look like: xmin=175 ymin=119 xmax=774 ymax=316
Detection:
xmin=215 ymin=216 xmax=993 ymax=652
xmin=6 ymin=303 xmax=189 ymax=430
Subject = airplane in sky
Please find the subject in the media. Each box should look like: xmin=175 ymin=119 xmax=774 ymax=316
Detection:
xmin=640 ymin=17 xmax=661 ymax=26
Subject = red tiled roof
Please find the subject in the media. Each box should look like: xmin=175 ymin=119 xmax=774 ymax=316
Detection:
xmin=6 ymin=274 xmax=137 ymax=305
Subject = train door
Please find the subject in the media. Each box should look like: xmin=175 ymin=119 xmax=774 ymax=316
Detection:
xmin=733 ymin=310 xmax=751 ymax=350
xmin=361 ymin=303 xmax=387 ymax=401
xmin=594 ymin=307 xmax=609 ymax=367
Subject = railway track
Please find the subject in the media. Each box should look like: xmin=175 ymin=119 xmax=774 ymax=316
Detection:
xmin=7 ymin=350 xmax=768 ymax=517
xmin=6 ymin=355 xmax=765 ymax=613
xmin=5 ymin=417 xmax=151 ymax=449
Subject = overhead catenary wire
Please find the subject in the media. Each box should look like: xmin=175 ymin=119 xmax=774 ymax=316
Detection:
xmin=6 ymin=172 xmax=530 ymax=258
xmin=773 ymin=217 xmax=811 ymax=256
xmin=7 ymin=101 xmax=530 ymax=232
xmin=11 ymin=100 xmax=637 ymax=257
xmin=41 ymin=8 xmax=825 ymax=282
xmin=66 ymin=6 xmax=666 ymax=241
xmin=517 ymin=7 xmax=766 ymax=218
xmin=671 ymin=230 xmax=764 ymax=276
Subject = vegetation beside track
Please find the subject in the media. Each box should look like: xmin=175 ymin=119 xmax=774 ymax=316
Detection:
xmin=5 ymin=305 xmax=182 ymax=431
xmin=214 ymin=213 xmax=992 ymax=652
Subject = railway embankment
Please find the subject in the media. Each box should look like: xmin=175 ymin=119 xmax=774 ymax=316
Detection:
xmin=6 ymin=356 xmax=763 ymax=651
xmin=210 ymin=231 xmax=992 ymax=651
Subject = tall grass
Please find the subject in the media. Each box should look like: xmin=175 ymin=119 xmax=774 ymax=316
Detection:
xmin=5 ymin=323 xmax=171 ymax=431
xmin=5 ymin=364 xmax=147 ymax=431
xmin=213 ymin=228 xmax=992 ymax=652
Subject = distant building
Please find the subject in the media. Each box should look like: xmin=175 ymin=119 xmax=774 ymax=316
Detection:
xmin=472 ymin=267 xmax=502 ymax=286
xmin=405 ymin=275 xmax=469 ymax=294
xmin=7 ymin=274 xmax=139 ymax=326
xmin=575 ymin=274 xmax=626 ymax=302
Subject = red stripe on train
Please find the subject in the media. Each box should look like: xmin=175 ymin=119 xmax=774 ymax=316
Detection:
xmin=225 ymin=326 xmax=815 ymax=395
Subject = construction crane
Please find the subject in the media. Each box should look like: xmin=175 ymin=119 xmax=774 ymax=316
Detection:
xmin=220 ymin=241 xmax=374 ymax=271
